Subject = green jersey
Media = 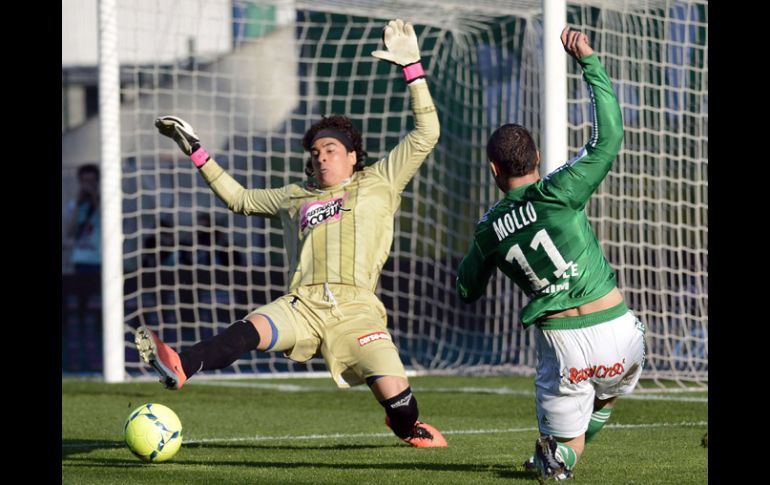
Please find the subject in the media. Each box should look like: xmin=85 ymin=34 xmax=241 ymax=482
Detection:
xmin=456 ymin=54 xmax=623 ymax=328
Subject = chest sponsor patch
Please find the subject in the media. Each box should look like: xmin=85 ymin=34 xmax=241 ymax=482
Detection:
xmin=357 ymin=331 xmax=391 ymax=346
xmin=300 ymin=194 xmax=349 ymax=231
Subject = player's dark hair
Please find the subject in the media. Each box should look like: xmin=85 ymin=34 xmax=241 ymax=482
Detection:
xmin=486 ymin=124 xmax=538 ymax=177
xmin=303 ymin=115 xmax=367 ymax=177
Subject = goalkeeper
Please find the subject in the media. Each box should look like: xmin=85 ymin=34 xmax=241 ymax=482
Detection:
xmin=456 ymin=27 xmax=645 ymax=480
xmin=136 ymin=19 xmax=446 ymax=448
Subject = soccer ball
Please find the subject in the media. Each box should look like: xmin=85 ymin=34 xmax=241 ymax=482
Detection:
xmin=124 ymin=403 xmax=183 ymax=462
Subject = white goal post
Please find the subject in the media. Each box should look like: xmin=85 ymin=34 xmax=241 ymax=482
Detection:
xmin=92 ymin=0 xmax=707 ymax=389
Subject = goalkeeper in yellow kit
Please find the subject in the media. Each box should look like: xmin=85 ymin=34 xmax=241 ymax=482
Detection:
xmin=135 ymin=19 xmax=447 ymax=447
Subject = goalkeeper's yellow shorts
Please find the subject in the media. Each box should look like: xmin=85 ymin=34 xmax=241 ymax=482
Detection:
xmin=246 ymin=283 xmax=407 ymax=388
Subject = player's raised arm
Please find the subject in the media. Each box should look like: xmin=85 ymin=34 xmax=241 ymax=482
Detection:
xmin=370 ymin=19 xmax=440 ymax=194
xmin=544 ymin=27 xmax=623 ymax=209
xmin=155 ymin=115 xmax=285 ymax=216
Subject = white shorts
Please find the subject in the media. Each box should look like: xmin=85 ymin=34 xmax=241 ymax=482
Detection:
xmin=534 ymin=307 xmax=646 ymax=438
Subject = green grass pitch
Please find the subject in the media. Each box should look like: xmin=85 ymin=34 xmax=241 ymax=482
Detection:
xmin=63 ymin=375 xmax=707 ymax=484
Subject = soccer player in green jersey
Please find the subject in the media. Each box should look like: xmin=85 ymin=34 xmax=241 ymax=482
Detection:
xmin=136 ymin=19 xmax=446 ymax=448
xmin=456 ymin=27 xmax=645 ymax=480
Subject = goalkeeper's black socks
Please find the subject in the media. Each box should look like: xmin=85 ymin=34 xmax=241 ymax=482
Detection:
xmin=380 ymin=387 xmax=419 ymax=439
xmin=179 ymin=319 xmax=260 ymax=377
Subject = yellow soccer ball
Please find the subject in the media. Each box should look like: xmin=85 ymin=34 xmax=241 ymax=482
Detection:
xmin=124 ymin=403 xmax=183 ymax=462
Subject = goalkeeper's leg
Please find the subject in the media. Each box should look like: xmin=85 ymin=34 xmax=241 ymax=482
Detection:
xmin=371 ymin=375 xmax=447 ymax=448
xmin=136 ymin=293 xmax=309 ymax=390
xmin=135 ymin=318 xmax=263 ymax=390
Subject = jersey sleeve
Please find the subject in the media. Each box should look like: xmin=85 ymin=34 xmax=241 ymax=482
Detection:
xmin=456 ymin=236 xmax=496 ymax=303
xmin=543 ymin=54 xmax=623 ymax=210
xmin=198 ymin=158 xmax=289 ymax=216
xmin=370 ymin=80 xmax=440 ymax=194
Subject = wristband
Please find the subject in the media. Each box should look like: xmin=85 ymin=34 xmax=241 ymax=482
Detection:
xmin=402 ymin=62 xmax=425 ymax=83
xmin=190 ymin=146 xmax=210 ymax=168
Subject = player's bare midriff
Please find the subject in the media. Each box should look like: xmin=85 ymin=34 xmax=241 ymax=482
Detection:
xmin=544 ymin=287 xmax=623 ymax=319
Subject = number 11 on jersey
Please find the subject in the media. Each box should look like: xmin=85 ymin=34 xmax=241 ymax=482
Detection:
xmin=504 ymin=229 xmax=572 ymax=291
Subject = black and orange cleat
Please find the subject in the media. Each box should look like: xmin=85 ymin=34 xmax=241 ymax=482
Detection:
xmin=386 ymin=417 xmax=447 ymax=448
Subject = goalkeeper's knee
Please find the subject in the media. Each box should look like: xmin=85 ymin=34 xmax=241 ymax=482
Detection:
xmin=380 ymin=387 xmax=419 ymax=439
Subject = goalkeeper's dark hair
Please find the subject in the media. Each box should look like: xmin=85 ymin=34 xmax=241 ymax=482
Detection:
xmin=303 ymin=115 xmax=367 ymax=177
xmin=486 ymin=124 xmax=539 ymax=177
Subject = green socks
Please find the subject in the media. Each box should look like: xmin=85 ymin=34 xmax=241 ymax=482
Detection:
xmin=585 ymin=406 xmax=614 ymax=443
xmin=556 ymin=442 xmax=578 ymax=468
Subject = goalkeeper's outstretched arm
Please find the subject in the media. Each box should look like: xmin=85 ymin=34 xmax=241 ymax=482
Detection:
xmin=154 ymin=116 xmax=285 ymax=217
xmin=370 ymin=19 xmax=440 ymax=194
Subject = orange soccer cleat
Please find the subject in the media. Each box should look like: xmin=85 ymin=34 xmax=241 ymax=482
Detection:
xmin=386 ymin=416 xmax=448 ymax=448
xmin=135 ymin=326 xmax=188 ymax=390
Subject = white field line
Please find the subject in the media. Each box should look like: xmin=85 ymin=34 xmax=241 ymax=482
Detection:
xmin=62 ymin=420 xmax=708 ymax=450
xmin=184 ymin=421 xmax=708 ymax=445
xmin=186 ymin=381 xmax=708 ymax=402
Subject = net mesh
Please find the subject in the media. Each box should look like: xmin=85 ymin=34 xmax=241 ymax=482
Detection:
xmin=116 ymin=0 xmax=707 ymax=389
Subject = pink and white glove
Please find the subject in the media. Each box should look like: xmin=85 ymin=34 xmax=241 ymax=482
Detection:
xmin=155 ymin=115 xmax=210 ymax=168
xmin=371 ymin=19 xmax=425 ymax=83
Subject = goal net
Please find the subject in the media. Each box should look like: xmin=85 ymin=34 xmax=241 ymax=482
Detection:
xmin=116 ymin=0 xmax=707 ymax=388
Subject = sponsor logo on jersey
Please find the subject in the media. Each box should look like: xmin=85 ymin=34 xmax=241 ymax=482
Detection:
xmin=567 ymin=359 xmax=626 ymax=384
xmin=542 ymin=263 xmax=579 ymax=293
xmin=542 ymin=282 xmax=570 ymax=294
xmin=390 ymin=392 xmax=413 ymax=409
xmin=300 ymin=194 xmax=350 ymax=231
xmin=357 ymin=331 xmax=391 ymax=346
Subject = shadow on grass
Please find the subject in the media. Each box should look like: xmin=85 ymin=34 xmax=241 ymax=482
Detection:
xmin=62 ymin=440 xmax=540 ymax=480
xmin=64 ymin=454 xmax=539 ymax=478
xmin=62 ymin=439 xmax=124 ymax=459
xmin=62 ymin=439 xmax=395 ymax=458
xmin=184 ymin=442 xmax=398 ymax=451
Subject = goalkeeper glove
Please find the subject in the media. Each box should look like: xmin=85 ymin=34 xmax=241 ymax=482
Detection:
xmin=155 ymin=115 xmax=210 ymax=168
xmin=371 ymin=19 xmax=425 ymax=83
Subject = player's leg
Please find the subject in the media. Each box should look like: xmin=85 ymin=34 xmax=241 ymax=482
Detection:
xmin=585 ymin=395 xmax=617 ymax=443
xmin=528 ymin=309 xmax=646 ymax=479
xmin=530 ymin=405 xmax=585 ymax=481
xmin=532 ymin=434 xmax=581 ymax=482
xmin=525 ymin=394 xmax=615 ymax=468
xmin=530 ymin=396 xmax=617 ymax=473
xmin=586 ymin=311 xmax=645 ymax=443
xmin=136 ymin=294 xmax=308 ymax=390
xmin=528 ymin=394 xmax=615 ymax=470
xmin=179 ymin=313 xmax=281 ymax=373
xmin=320 ymin=286 xmax=446 ymax=447
xmin=528 ymin=326 xmax=594 ymax=481
xmin=369 ymin=374 xmax=447 ymax=447
xmin=324 ymin=337 xmax=448 ymax=447
xmin=135 ymin=319 xmax=261 ymax=390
